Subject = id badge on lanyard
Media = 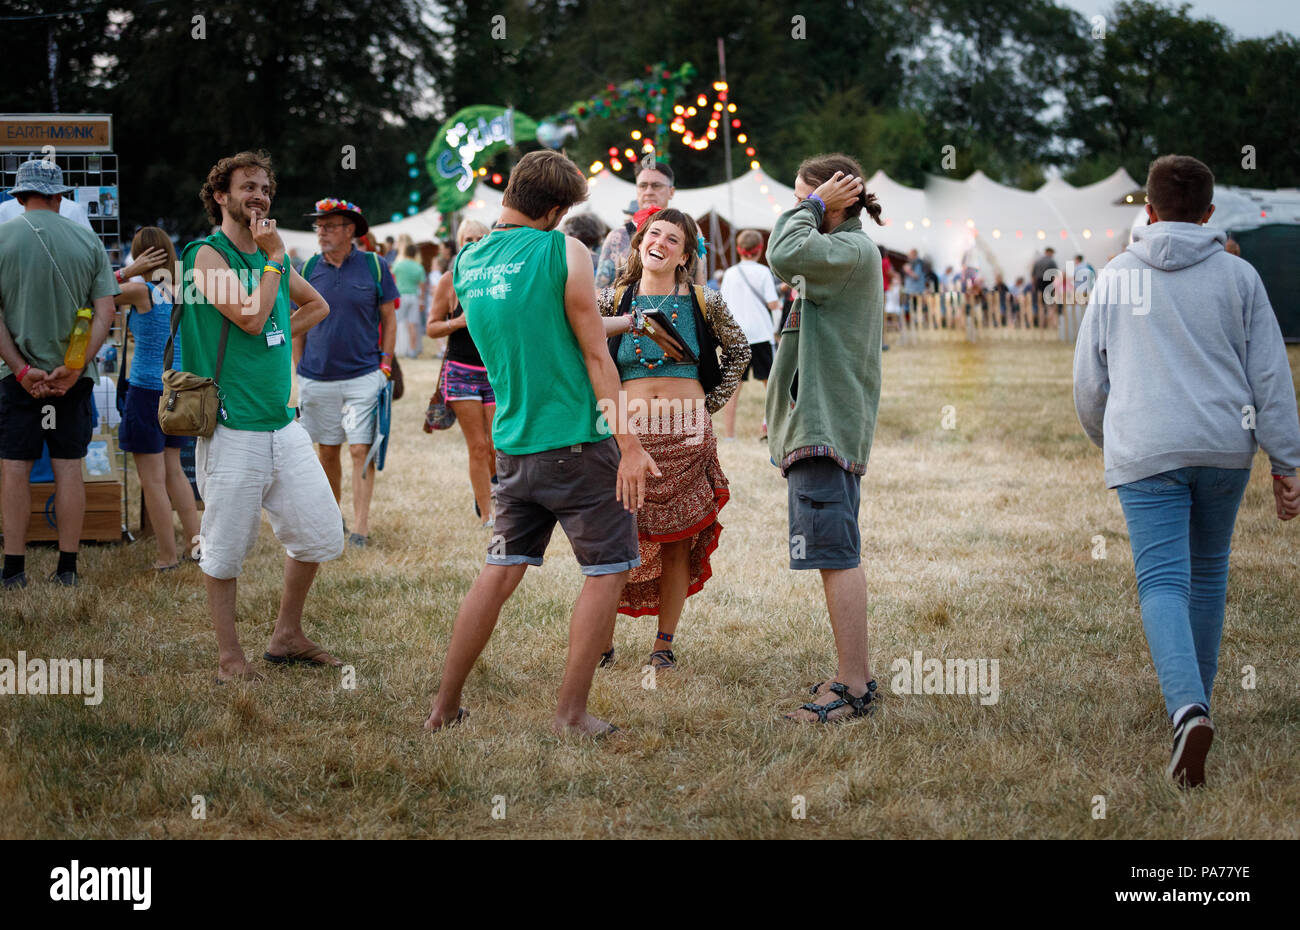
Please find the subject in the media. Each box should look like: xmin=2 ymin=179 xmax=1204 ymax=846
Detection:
xmin=263 ymin=270 xmax=285 ymax=347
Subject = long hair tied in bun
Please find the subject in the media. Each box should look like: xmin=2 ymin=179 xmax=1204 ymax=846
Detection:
xmin=795 ymin=153 xmax=884 ymax=226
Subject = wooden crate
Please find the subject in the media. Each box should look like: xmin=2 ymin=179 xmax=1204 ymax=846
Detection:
xmin=0 ymin=481 xmax=122 ymax=543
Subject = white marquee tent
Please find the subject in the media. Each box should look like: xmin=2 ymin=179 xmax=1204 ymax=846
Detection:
xmin=277 ymin=165 xmax=1147 ymax=283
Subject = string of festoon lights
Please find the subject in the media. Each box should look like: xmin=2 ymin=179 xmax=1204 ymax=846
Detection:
xmin=584 ymin=81 xmax=760 ymax=178
xmin=891 ymin=217 xmax=1120 ymax=241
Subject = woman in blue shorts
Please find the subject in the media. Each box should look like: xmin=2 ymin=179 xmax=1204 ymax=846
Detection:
xmin=427 ymin=221 xmax=497 ymax=527
xmin=114 ymin=227 xmax=202 ymax=570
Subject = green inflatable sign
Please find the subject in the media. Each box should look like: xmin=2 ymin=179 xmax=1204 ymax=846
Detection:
xmin=426 ymin=105 xmax=538 ymax=214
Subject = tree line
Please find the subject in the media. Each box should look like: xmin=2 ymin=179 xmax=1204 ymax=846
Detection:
xmin=3 ymin=0 xmax=1295 ymax=238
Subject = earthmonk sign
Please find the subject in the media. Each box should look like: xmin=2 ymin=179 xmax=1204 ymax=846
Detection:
xmin=1 ymin=114 xmax=113 ymax=152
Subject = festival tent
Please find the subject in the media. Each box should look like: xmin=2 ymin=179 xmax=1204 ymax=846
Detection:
xmin=275 ymin=165 xmax=1147 ymax=286
xmin=671 ymin=168 xmax=799 ymax=229
xmin=868 ymin=168 xmax=1140 ymax=283
xmin=577 ymin=170 xmax=638 ymax=226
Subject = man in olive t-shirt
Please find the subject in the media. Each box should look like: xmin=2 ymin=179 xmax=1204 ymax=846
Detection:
xmin=0 ymin=160 xmax=119 ymax=588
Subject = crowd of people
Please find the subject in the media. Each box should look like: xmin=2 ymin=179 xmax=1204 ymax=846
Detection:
xmin=0 ymin=147 xmax=1297 ymax=787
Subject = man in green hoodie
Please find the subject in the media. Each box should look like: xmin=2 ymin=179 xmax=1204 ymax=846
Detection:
xmin=766 ymin=154 xmax=886 ymax=723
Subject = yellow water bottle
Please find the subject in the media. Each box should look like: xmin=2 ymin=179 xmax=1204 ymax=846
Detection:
xmin=64 ymin=307 xmax=93 ymax=369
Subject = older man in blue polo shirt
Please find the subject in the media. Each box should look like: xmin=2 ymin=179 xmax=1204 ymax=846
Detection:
xmin=294 ymin=198 xmax=398 ymax=547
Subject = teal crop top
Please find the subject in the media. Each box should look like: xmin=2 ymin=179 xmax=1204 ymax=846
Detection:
xmin=615 ymin=292 xmax=701 ymax=381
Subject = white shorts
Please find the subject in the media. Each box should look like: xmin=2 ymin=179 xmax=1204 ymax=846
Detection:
xmin=298 ymin=369 xmax=387 ymax=446
xmin=195 ymin=420 xmax=344 ymax=579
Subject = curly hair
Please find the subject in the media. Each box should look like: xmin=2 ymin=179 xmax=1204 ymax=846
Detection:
xmin=614 ymin=208 xmax=700 ymax=289
xmin=199 ymin=150 xmax=276 ymax=226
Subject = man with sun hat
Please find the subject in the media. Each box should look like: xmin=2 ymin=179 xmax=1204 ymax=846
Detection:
xmin=296 ymin=197 xmax=399 ymax=548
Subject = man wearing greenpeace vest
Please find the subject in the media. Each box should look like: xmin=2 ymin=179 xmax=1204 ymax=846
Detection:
xmin=183 ymin=151 xmax=342 ymax=684
xmin=425 ymin=150 xmax=659 ymax=737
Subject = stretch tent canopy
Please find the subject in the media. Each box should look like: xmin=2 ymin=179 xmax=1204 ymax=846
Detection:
xmin=278 ymin=166 xmax=1152 ymax=281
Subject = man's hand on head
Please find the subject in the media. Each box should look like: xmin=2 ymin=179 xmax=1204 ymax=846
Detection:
xmin=812 ymin=171 xmax=863 ymax=213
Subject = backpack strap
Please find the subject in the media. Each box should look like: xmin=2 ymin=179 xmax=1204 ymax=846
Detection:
xmin=367 ymin=251 xmax=383 ymax=298
xmin=303 ymin=253 xmax=320 ymax=280
xmin=606 ymin=283 xmax=636 ymax=364
xmin=692 ymin=284 xmax=711 ymax=322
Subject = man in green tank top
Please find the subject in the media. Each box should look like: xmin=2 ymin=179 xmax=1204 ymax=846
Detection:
xmin=425 ymin=151 xmax=658 ymax=738
xmin=183 ymin=151 xmax=343 ymax=684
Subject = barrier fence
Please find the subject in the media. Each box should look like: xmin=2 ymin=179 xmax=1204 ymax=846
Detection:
xmin=888 ymin=291 xmax=1088 ymax=344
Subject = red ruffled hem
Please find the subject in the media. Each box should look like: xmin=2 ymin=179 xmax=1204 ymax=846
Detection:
xmin=617 ymin=486 xmax=729 ymax=618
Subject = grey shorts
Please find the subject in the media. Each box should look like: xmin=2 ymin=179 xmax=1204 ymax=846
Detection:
xmin=489 ymin=437 xmax=641 ymax=576
xmin=786 ymin=456 xmax=862 ymax=570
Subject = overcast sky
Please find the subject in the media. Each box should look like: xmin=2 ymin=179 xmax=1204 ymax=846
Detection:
xmin=1058 ymin=0 xmax=1299 ymax=39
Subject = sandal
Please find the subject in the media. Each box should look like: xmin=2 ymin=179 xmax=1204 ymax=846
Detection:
xmin=810 ymin=677 xmax=878 ymax=698
xmin=648 ymin=649 xmax=675 ymax=670
xmin=786 ymin=681 xmax=876 ymax=723
xmin=598 ymin=646 xmax=615 ymax=668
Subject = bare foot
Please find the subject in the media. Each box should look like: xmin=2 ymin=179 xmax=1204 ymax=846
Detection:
xmin=551 ymin=712 xmax=623 ymax=738
xmin=216 ymin=658 xmax=264 ymax=684
xmin=424 ymin=705 xmax=468 ymax=731
xmin=264 ymin=633 xmax=342 ymax=667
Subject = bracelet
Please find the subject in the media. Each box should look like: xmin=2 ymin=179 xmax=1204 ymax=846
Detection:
xmin=262 ymin=263 xmax=284 ymax=276
xmin=114 ymin=269 xmax=124 ymax=284
xmin=806 ymin=194 xmax=827 ymax=213
xmin=16 ymin=363 xmax=30 ymax=382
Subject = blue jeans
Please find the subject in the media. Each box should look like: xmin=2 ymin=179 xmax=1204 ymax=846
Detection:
xmin=1116 ymin=467 xmax=1251 ymax=719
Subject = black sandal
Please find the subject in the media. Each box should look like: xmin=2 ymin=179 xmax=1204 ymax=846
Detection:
xmin=787 ymin=681 xmax=876 ymax=723
xmin=598 ymin=646 xmax=615 ymax=668
xmin=648 ymin=649 xmax=675 ymax=670
xmin=810 ymin=677 xmax=878 ymax=698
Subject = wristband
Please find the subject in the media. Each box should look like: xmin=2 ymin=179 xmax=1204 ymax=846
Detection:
xmin=114 ymin=269 xmax=124 ymax=284
xmin=16 ymin=364 xmax=31 ymax=382
xmin=806 ymin=194 xmax=827 ymax=214
xmin=263 ymin=261 xmax=284 ymax=276
xmin=380 ymin=361 xmax=393 ymax=379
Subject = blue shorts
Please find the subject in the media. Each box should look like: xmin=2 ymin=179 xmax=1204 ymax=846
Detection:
xmin=118 ymin=384 xmax=188 ymax=454
xmin=442 ymin=360 xmax=495 ymax=404
xmin=786 ymin=456 xmax=862 ymax=570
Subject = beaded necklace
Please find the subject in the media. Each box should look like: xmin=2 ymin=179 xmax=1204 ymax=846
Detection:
xmin=630 ymin=284 xmax=684 ymax=370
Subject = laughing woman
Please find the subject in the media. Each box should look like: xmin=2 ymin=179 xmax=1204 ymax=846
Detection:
xmin=597 ymin=208 xmax=750 ymax=670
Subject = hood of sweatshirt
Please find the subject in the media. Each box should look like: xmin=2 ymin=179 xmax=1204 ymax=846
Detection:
xmin=1126 ymin=221 xmax=1226 ymax=272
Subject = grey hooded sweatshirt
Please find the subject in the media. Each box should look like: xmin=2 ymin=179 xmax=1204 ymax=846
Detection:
xmin=1073 ymin=221 xmax=1300 ymax=488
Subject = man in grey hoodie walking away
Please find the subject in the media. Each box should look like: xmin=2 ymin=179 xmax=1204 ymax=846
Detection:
xmin=1074 ymin=154 xmax=1300 ymax=789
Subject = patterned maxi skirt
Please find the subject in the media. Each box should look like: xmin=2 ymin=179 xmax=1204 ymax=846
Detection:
xmin=619 ymin=405 xmax=729 ymax=617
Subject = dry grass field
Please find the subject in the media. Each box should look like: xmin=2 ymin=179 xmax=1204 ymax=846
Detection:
xmin=1 ymin=340 xmax=1297 ymax=839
